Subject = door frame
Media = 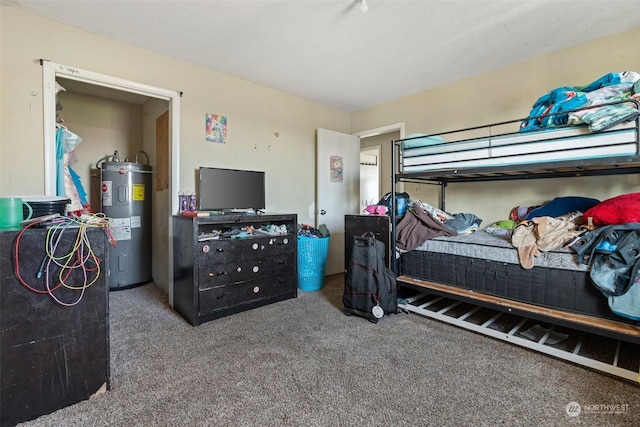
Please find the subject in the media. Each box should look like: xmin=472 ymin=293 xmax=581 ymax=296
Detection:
xmin=354 ymin=122 xmax=405 ymax=195
xmin=353 ymin=122 xmax=405 ymax=140
xmin=41 ymin=60 xmax=181 ymax=305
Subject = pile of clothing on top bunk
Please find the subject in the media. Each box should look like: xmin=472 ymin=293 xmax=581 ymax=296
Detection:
xmin=520 ymin=71 xmax=640 ymax=133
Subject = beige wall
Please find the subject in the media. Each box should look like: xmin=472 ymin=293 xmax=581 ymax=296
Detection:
xmin=0 ymin=5 xmax=350 ymax=226
xmin=352 ymin=26 xmax=640 ymax=225
xmin=2 ymin=5 xmax=640 ymax=278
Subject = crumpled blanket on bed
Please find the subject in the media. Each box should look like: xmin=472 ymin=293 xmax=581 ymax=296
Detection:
xmin=396 ymin=204 xmax=457 ymax=251
xmin=520 ymin=71 xmax=640 ymax=133
xmin=396 ymin=202 xmax=482 ymax=251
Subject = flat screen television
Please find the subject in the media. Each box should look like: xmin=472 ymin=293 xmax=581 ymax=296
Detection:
xmin=198 ymin=167 xmax=266 ymax=211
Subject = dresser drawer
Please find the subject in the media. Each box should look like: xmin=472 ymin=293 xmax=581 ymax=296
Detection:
xmin=198 ymin=258 xmax=268 ymax=287
xmin=199 ymin=276 xmax=295 ymax=315
xmin=271 ymin=252 xmax=296 ymax=275
xmin=198 ymin=252 xmax=294 ymax=287
xmin=265 ymin=234 xmax=295 ymax=256
xmin=198 ymin=236 xmax=281 ymax=264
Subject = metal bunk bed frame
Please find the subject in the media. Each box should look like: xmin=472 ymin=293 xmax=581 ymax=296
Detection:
xmin=389 ymin=103 xmax=640 ymax=383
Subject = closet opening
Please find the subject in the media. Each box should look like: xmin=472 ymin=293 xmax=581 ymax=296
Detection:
xmin=42 ymin=61 xmax=181 ymax=305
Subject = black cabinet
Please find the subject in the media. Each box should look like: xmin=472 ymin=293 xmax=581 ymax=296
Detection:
xmin=173 ymin=213 xmax=298 ymax=326
xmin=344 ymin=214 xmax=392 ymax=271
xmin=1 ymin=227 xmax=109 ymax=427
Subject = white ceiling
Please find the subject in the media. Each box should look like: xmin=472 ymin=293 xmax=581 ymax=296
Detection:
xmin=7 ymin=0 xmax=640 ymax=112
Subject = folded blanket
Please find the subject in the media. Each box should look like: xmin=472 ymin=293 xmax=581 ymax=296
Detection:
xmin=579 ymin=102 xmax=639 ymax=132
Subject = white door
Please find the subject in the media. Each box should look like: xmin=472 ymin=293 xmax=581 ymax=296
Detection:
xmin=316 ymin=128 xmax=360 ymax=275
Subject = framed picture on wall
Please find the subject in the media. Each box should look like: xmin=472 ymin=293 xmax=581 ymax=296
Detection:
xmin=205 ymin=113 xmax=227 ymax=143
xmin=330 ymin=155 xmax=343 ymax=183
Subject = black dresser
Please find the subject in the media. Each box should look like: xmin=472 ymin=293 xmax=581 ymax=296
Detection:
xmin=172 ymin=213 xmax=298 ymax=326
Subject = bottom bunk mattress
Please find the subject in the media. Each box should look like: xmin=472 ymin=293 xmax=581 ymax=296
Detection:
xmin=399 ymin=231 xmax=639 ymax=328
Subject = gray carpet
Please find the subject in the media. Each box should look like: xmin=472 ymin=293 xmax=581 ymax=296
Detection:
xmin=19 ymin=275 xmax=639 ymax=427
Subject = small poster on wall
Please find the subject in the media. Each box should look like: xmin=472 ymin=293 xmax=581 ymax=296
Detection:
xmin=330 ymin=155 xmax=343 ymax=183
xmin=205 ymin=113 xmax=227 ymax=143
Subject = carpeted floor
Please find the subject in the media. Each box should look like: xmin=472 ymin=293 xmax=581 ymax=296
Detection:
xmin=18 ymin=274 xmax=639 ymax=426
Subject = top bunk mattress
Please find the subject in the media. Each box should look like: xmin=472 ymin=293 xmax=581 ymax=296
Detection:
xmin=401 ymin=121 xmax=639 ymax=173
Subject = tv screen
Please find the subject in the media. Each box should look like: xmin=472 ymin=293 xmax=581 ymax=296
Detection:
xmin=198 ymin=167 xmax=265 ymax=211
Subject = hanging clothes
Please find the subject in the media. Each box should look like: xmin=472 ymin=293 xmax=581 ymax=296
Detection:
xmin=55 ymin=126 xmax=66 ymax=197
xmin=55 ymin=125 xmax=85 ymax=213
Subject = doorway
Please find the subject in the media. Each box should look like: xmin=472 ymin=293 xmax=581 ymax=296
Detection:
xmin=356 ymin=125 xmax=404 ymax=208
xmin=41 ymin=60 xmax=181 ymax=305
xmin=360 ymin=146 xmax=380 ymax=211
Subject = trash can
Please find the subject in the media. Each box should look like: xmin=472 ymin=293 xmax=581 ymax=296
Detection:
xmin=297 ymin=235 xmax=330 ymax=291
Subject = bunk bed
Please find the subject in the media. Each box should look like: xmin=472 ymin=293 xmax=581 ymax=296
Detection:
xmin=389 ymin=97 xmax=640 ymax=382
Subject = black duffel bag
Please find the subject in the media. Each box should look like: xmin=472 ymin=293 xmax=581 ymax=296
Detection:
xmin=343 ymin=232 xmax=397 ymax=323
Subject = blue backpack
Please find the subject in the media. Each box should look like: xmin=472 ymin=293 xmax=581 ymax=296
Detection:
xmin=378 ymin=192 xmax=410 ymax=217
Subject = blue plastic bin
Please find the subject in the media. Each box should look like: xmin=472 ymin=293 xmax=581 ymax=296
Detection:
xmin=297 ymin=236 xmax=330 ymax=291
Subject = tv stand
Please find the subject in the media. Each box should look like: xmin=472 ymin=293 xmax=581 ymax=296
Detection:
xmin=172 ymin=212 xmax=298 ymax=325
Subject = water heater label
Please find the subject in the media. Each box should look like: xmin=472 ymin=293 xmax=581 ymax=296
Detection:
xmin=111 ymin=217 xmax=132 ymax=241
xmin=133 ymin=184 xmax=145 ymax=201
xmin=102 ymin=181 xmax=113 ymax=206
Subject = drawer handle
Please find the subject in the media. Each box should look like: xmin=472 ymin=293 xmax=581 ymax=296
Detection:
xmin=208 ymin=271 xmax=228 ymax=277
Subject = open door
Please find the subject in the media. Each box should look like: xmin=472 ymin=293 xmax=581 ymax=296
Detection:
xmin=316 ymin=128 xmax=360 ymax=275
